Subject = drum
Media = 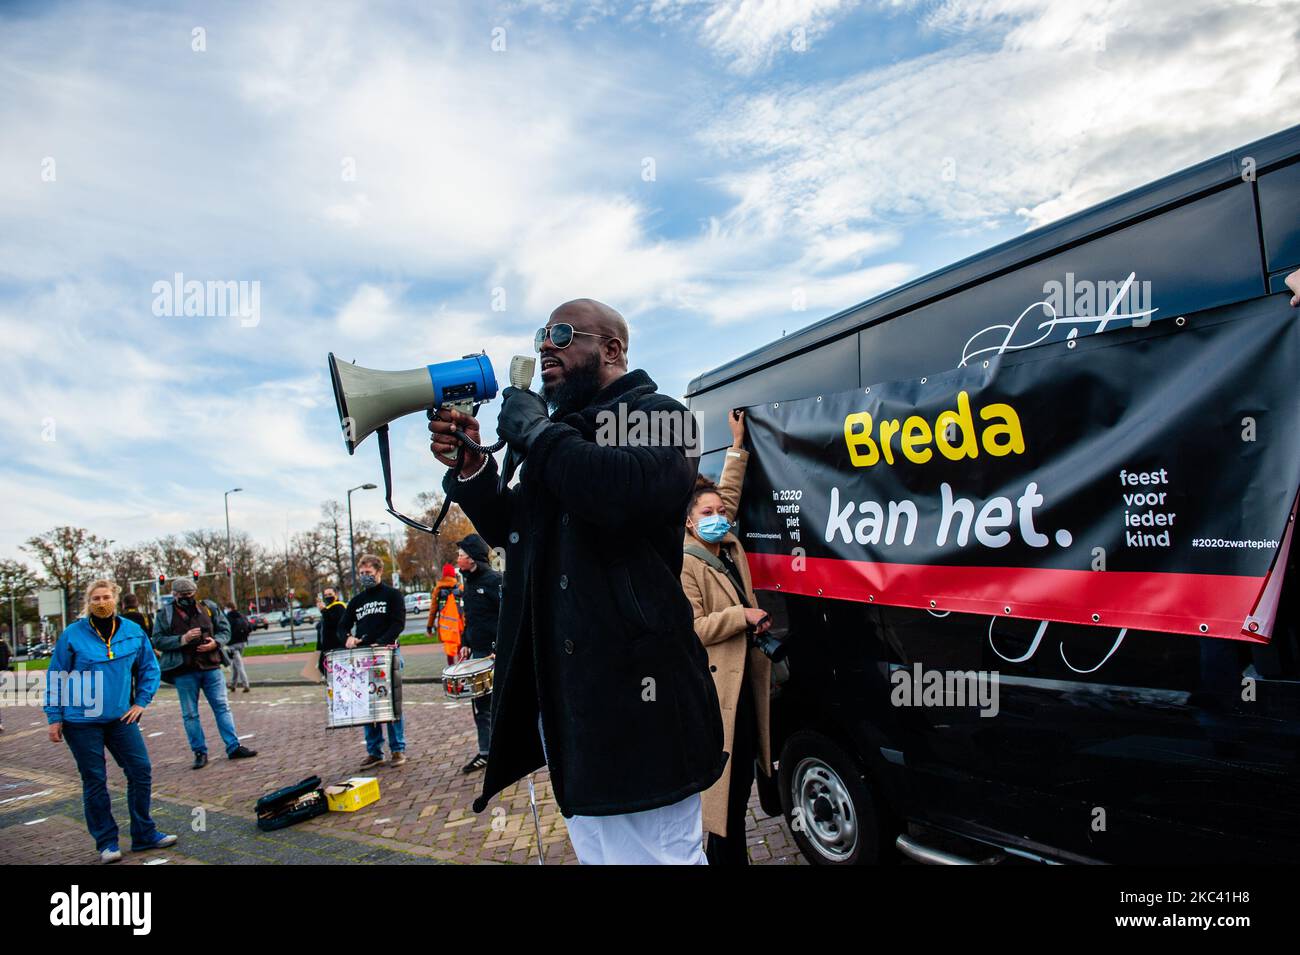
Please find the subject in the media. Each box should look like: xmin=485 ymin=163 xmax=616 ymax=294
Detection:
xmin=442 ymin=657 xmax=494 ymax=700
xmin=325 ymin=646 xmax=403 ymax=729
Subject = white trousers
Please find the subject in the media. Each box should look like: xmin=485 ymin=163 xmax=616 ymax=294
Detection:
xmin=563 ymin=793 xmax=707 ymax=865
xmin=539 ymin=713 xmax=706 ymax=865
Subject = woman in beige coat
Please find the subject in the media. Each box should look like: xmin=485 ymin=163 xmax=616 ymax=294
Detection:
xmin=680 ymin=410 xmax=772 ymax=865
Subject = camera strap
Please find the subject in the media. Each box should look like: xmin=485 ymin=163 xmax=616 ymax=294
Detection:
xmin=684 ymin=544 xmax=751 ymax=608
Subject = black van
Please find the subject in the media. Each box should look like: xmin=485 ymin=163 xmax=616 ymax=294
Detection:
xmin=685 ymin=125 xmax=1300 ymax=865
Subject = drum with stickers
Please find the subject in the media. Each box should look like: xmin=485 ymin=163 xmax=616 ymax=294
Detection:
xmin=441 ymin=656 xmax=494 ymax=700
xmin=324 ymin=646 xmax=403 ymax=728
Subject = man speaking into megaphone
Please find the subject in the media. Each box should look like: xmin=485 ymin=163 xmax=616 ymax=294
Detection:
xmin=428 ymin=298 xmax=724 ymax=865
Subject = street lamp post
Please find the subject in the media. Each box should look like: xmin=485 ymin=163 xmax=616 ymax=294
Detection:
xmin=346 ymin=483 xmax=377 ymax=596
xmin=284 ymin=533 xmax=296 ymax=647
xmin=224 ymin=488 xmax=244 ymax=607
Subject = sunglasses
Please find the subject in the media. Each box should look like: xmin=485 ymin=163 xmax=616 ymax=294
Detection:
xmin=534 ymin=323 xmax=622 ymax=352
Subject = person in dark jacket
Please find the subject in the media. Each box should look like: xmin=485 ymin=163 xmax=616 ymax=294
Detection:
xmin=315 ymin=584 xmax=347 ymax=678
xmin=151 ymin=578 xmax=258 ymax=770
xmin=120 ymin=593 xmax=151 ymax=635
xmin=0 ymin=632 xmax=10 ymax=733
xmin=429 ymin=298 xmax=724 ymax=864
xmin=224 ymin=603 xmax=252 ymax=692
xmin=340 ymin=555 xmax=408 ymax=768
xmin=454 ymin=534 xmax=501 ymax=774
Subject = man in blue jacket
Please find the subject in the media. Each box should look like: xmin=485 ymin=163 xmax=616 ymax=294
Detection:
xmin=45 ymin=579 xmax=177 ymax=863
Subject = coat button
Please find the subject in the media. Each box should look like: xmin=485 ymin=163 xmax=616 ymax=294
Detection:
xmin=559 ymin=575 xmax=568 ymax=590
xmin=561 ymin=513 xmax=569 ymax=525
xmin=710 ymin=664 xmax=717 ymax=672
xmin=564 ymin=639 xmax=575 ymax=654
xmin=509 ymin=531 xmax=519 ymax=544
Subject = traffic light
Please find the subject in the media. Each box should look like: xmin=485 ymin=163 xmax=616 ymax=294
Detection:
xmin=192 ymin=570 xmax=200 ymax=582
xmin=157 ymin=574 xmax=166 ymax=587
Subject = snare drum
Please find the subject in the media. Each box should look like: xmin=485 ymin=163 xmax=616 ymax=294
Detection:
xmin=324 ymin=646 xmax=402 ymax=729
xmin=442 ymin=657 xmax=494 ymax=700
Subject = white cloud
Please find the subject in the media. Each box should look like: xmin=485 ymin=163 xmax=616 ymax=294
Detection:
xmin=695 ymin=0 xmax=861 ymax=73
xmin=638 ymin=0 xmax=863 ymax=73
xmin=703 ymin=0 xmax=1300 ymax=234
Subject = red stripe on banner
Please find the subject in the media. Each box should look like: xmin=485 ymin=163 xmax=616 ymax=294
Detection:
xmin=744 ymin=553 xmax=1268 ymax=643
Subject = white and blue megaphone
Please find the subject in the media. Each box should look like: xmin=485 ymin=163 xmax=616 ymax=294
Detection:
xmin=328 ymin=352 xmax=524 ymax=535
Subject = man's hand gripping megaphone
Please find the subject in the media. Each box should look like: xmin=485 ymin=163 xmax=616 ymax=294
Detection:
xmin=428 ymin=385 xmax=549 ymax=480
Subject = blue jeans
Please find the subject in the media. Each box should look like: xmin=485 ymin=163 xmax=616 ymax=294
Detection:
xmin=363 ymin=649 xmax=405 ymax=757
xmin=62 ymin=720 xmax=160 ymax=851
xmin=173 ymin=669 xmax=241 ymax=756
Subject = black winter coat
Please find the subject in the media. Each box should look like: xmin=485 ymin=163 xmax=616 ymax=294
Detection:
xmin=445 ymin=369 xmax=724 ymax=817
xmin=316 ymin=602 xmax=348 ymax=654
xmin=460 ymin=565 xmax=501 ymax=656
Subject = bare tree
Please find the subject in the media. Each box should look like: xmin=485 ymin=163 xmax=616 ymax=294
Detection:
xmin=109 ymin=546 xmax=154 ymax=602
xmin=143 ymin=536 xmax=196 ymax=583
xmin=22 ymin=527 xmax=113 ymax=608
xmin=0 ymin=558 xmax=41 ymax=640
xmin=395 ymin=492 xmax=474 ymax=590
xmin=292 ymin=528 xmax=331 ymax=598
xmin=318 ymin=500 xmax=350 ymax=595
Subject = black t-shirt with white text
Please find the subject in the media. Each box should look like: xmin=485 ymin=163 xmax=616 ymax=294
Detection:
xmin=341 ymin=583 xmax=405 ymax=647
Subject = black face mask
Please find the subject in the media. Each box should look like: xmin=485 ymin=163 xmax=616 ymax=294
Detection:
xmin=542 ymin=348 xmax=604 ymax=417
xmin=177 ymin=596 xmax=196 ymax=609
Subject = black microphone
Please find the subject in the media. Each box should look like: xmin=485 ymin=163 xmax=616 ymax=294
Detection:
xmin=498 ymin=355 xmax=537 ymax=494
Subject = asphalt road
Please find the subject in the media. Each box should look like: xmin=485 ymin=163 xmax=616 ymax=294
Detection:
xmin=245 ymin=609 xmax=429 ymax=648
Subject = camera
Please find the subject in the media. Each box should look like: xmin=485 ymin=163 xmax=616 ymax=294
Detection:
xmin=747 ymin=613 xmax=788 ymax=663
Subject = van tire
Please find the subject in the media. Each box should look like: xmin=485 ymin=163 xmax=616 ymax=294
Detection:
xmin=778 ymin=731 xmax=891 ymax=866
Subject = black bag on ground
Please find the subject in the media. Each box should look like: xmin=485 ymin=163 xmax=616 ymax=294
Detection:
xmin=255 ymin=775 xmax=328 ymax=831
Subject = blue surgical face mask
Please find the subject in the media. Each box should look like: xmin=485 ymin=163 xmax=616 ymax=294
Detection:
xmin=694 ymin=514 xmax=731 ymax=543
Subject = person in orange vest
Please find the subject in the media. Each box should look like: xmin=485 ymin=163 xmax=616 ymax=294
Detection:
xmin=426 ymin=563 xmax=464 ymax=666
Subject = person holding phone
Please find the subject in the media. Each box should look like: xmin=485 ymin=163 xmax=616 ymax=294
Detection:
xmin=679 ymin=409 xmax=773 ymax=865
xmin=151 ymin=578 xmax=258 ymax=770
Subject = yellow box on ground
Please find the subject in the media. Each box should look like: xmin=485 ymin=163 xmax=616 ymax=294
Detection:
xmin=325 ymin=777 xmax=380 ymax=812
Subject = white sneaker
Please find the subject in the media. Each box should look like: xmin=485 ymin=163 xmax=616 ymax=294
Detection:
xmin=101 ymin=846 xmax=122 ymax=864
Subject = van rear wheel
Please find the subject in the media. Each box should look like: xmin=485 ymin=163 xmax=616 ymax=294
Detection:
xmin=779 ymin=731 xmax=889 ymax=865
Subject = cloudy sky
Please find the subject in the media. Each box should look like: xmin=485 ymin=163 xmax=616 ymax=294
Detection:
xmin=2 ymin=0 xmax=1298 ymax=562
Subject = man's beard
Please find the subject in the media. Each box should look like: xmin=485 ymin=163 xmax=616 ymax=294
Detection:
xmin=542 ymin=350 xmax=604 ymax=417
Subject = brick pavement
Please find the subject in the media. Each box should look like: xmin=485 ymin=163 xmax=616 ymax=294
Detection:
xmin=0 ymin=658 xmax=807 ymax=866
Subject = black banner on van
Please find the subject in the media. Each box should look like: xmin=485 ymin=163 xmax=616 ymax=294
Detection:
xmin=739 ymin=294 xmax=1300 ymax=641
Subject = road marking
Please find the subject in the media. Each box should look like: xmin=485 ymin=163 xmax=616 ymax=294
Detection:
xmin=148 ymin=731 xmax=165 ymax=737
xmin=24 ymin=818 xmax=48 ymax=825
xmin=0 ymin=789 xmax=53 ymax=806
